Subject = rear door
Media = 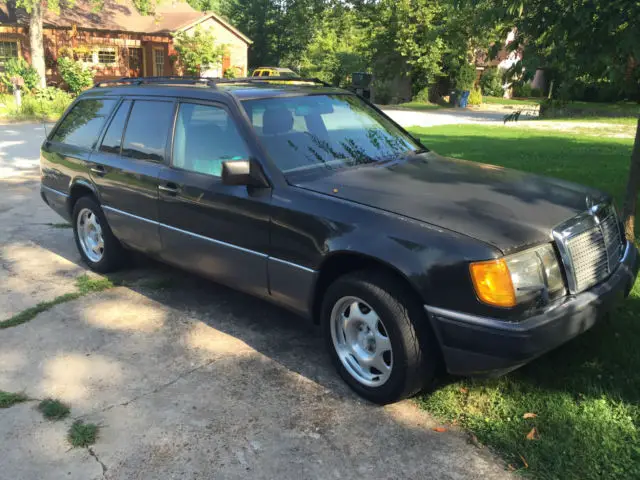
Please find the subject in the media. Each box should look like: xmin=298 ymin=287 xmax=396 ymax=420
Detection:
xmin=157 ymin=100 xmax=271 ymax=297
xmin=42 ymin=98 xmax=118 ymax=195
xmin=90 ymin=98 xmax=176 ymax=254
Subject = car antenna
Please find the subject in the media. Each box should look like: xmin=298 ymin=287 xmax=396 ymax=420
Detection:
xmin=38 ymin=91 xmax=49 ymax=137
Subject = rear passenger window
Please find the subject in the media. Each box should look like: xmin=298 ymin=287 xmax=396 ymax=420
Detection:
xmin=99 ymin=100 xmax=132 ymax=155
xmin=121 ymin=100 xmax=174 ymax=162
xmin=172 ymin=103 xmax=249 ymax=177
xmin=51 ymin=99 xmax=117 ymax=149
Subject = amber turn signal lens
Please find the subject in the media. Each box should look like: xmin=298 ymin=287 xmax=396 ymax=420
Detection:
xmin=469 ymin=259 xmax=516 ymax=308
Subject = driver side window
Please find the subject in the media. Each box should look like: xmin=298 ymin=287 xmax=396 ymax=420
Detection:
xmin=172 ymin=103 xmax=249 ymax=177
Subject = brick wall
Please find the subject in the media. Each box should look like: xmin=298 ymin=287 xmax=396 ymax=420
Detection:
xmin=1 ymin=25 xmax=176 ymax=84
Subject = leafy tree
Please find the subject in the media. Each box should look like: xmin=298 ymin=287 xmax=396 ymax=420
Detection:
xmin=222 ymin=0 xmax=324 ymax=68
xmin=487 ymin=0 xmax=640 ymax=101
xmin=132 ymin=0 xmax=155 ymax=15
xmin=187 ymin=0 xmax=222 ymax=12
xmin=298 ymin=6 xmax=368 ymax=85
xmin=173 ymin=26 xmax=227 ymax=75
xmin=15 ymin=0 xmax=101 ymax=88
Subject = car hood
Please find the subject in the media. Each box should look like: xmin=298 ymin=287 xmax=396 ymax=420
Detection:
xmin=290 ymin=152 xmax=607 ymax=253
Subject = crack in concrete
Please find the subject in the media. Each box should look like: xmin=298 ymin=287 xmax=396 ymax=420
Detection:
xmin=78 ymin=358 xmax=218 ymax=419
xmin=88 ymin=446 xmax=108 ymax=478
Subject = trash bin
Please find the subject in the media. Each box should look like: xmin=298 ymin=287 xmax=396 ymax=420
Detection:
xmin=449 ymin=91 xmax=459 ymax=106
xmin=351 ymin=72 xmax=372 ymax=100
xmin=459 ymin=90 xmax=471 ymax=108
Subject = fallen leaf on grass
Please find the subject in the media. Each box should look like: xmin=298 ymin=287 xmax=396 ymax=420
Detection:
xmin=526 ymin=427 xmax=540 ymax=440
xmin=523 ymin=412 xmax=537 ymax=419
xmin=433 ymin=427 xmax=447 ymax=433
xmin=459 ymin=387 xmax=468 ymax=394
xmin=519 ymin=454 xmax=529 ymax=468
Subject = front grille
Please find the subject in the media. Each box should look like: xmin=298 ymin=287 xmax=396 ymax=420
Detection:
xmin=553 ymin=204 xmax=624 ymax=293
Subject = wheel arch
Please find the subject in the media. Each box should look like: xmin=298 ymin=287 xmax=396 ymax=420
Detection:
xmin=311 ymin=251 xmax=426 ymax=325
xmin=67 ymin=178 xmax=99 ymax=215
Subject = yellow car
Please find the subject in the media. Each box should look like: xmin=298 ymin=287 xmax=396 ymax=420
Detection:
xmin=251 ymin=67 xmax=300 ymax=78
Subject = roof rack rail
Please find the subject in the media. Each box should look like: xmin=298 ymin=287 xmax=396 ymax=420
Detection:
xmin=93 ymin=76 xmax=333 ymax=89
xmin=214 ymin=77 xmax=332 ymax=87
xmin=93 ymin=76 xmax=217 ymax=88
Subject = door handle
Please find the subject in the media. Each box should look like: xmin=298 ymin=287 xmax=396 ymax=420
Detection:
xmin=159 ymin=183 xmax=180 ymax=195
xmin=90 ymin=165 xmax=106 ymax=175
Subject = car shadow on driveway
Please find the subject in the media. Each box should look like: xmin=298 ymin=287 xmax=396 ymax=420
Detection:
xmin=2 ymin=223 xmax=512 ymax=479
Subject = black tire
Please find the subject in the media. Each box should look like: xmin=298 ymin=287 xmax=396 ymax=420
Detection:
xmin=321 ymin=270 xmax=437 ymax=404
xmin=72 ymin=195 xmax=127 ymax=273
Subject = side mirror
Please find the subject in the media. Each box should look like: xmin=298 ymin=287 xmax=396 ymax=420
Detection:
xmin=221 ymin=160 xmax=269 ymax=188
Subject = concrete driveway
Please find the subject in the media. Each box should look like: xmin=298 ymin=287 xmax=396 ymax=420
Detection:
xmin=0 ymin=122 xmax=509 ymax=479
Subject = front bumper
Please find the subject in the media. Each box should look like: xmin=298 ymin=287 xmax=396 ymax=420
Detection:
xmin=427 ymin=241 xmax=640 ymax=376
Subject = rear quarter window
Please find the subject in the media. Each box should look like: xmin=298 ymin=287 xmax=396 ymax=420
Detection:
xmin=51 ymin=99 xmax=117 ymax=149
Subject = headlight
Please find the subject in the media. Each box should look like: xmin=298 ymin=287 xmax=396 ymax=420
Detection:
xmin=470 ymin=244 xmax=565 ymax=308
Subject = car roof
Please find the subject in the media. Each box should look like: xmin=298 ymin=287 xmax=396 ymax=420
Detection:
xmin=255 ymin=67 xmax=295 ymax=72
xmin=81 ymin=79 xmax=349 ymax=102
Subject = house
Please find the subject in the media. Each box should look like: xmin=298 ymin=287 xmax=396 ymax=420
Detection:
xmin=0 ymin=0 xmax=251 ymax=84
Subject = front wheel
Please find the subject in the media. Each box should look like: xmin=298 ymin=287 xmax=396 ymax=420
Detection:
xmin=322 ymin=270 xmax=437 ymax=404
xmin=72 ymin=196 xmax=126 ymax=273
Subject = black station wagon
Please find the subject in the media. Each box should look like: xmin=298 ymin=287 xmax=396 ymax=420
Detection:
xmin=40 ymin=77 xmax=639 ymax=404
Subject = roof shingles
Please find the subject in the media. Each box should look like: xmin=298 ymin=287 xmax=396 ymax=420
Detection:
xmin=0 ymin=0 xmax=249 ymax=42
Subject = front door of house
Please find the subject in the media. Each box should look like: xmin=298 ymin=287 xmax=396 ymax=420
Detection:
xmin=128 ymin=48 xmax=143 ymax=77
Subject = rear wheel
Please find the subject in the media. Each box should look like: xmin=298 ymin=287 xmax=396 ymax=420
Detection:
xmin=72 ymin=196 xmax=126 ymax=273
xmin=322 ymin=270 xmax=437 ymax=404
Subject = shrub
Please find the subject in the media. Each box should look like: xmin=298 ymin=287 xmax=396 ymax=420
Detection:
xmin=468 ymin=87 xmax=482 ymax=106
xmin=530 ymin=87 xmax=544 ymax=98
xmin=512 ymin=82 xmax=533 ymax=98
xmin=0 ymin=58 xmax=40 ymax=93
xmin=57 ymin=57 xmax=93 ymax=94
xmin=173 ymin=26 xmax=226 ymax=76
xmin=223 ymin=67 xmax=236 ymax=79
xmin=455 ymin=63 xmax=477 ymax=91
xmin=412 ymin=87 xmax=430 ymax=103
xmin=8 ymin=87 xmax=73 ymax=119
xmin=479 ymin=68 xmax=504 ymax=97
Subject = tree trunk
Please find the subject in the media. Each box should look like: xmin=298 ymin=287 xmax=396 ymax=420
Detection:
xmin=29 ymin=1 xmax=47 ymax=89
xmin=622 ymin=116 xmax=640 ymax=241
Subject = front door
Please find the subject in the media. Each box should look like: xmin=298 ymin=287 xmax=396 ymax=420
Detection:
xmin=90 ymin=98 xmax=175 ymax=254
xmin=157 ymin=101 xmax=271 ymax=297
xmin=128 ymin=48 xmax=143 ymax=77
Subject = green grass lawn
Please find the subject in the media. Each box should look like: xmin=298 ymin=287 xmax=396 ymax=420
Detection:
xmin=408 ymin=124 xmax=640 ymax=479
xmin=483 ymin=96 xmax=543 ymax=106
xmin=386 ymin=101 xmax=445 ymax=111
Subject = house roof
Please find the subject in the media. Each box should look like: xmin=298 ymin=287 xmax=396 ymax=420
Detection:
xmin=0 ymin=0 xmax=251 ymax=43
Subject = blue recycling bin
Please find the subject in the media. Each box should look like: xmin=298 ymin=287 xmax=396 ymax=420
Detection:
xmin=459 ymin=90 xmax=471 ymax=108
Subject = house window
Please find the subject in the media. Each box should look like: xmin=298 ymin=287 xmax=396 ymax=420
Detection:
xmin=77 ymin=46 xmax=117 ymax=65
xmin=153 ymin=48 xmax=164 ymax=76
xmin=97 ymin=48 xmax=117 ymax=65
xmin=0 ymin=41 xmax=19 ymax=66
xmin=79 ymin=51 xmax=93 ymax=63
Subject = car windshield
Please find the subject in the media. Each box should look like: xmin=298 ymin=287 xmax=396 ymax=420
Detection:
xmin=242 ymin=94 xmax=421 ymax=174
